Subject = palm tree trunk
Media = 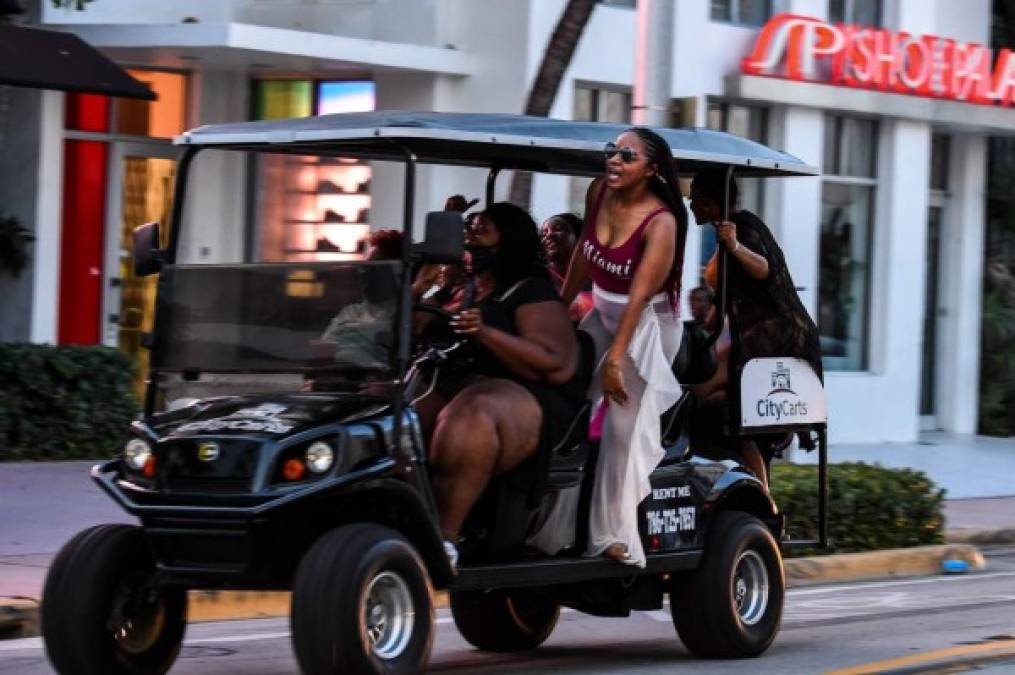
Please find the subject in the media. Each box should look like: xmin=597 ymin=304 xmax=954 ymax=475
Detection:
xmin=509 ymin=0 xmax=598 ymax=208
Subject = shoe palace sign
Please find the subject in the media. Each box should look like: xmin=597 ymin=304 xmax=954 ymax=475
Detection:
xmin=742 ymin=14 xmax=1015 ymax=106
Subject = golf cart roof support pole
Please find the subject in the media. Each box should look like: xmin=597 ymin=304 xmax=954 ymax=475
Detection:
xmin=818 ymin=425 xmax=829 ymax=549
xmin=165 ymin=146 xmax=199 ymax=266
xmin=391 ymin=143 xmax=417 ymax=458
xmin=704 ymin=165 xmax=733 ymax=350
xmin=142 ymin=145 xmax=198 ymax=418
xmin=486 ymin=167 xmax=501 ymax=207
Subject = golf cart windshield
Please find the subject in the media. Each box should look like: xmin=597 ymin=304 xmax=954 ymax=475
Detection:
xmin=152 ymin=261 xmax=399 ymax=378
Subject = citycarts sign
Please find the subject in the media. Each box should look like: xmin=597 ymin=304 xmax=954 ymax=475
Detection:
xmin=742 ymin=14 xmax=1015 ymax=106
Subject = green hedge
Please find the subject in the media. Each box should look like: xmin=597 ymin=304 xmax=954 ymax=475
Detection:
xmin=770 ymin=462 xmax=945 ymax=556
xmin=0 ymin=344 xmax=139 ymax=460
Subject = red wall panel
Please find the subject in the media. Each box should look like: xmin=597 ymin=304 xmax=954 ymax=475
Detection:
xmin=58 ymin=139 xmax=108 ymax=345
xmin=65 ymin=93 xmax=110 ymax=133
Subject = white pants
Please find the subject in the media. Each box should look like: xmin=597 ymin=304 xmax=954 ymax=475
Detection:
xmin=528 ymin=286 xmax=682 ymax=567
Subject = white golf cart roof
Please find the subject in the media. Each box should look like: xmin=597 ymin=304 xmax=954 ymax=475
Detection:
xmin=176 ymin=111 xmax=817 ymax=178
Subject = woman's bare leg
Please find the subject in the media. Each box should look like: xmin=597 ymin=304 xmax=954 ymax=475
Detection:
xmin=428 ymin=379 xmax=543 ymax=541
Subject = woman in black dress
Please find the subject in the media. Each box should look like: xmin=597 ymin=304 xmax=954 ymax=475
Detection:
xmin=416 ymin=202 xmax=585 ymax=563
xmin=689 ymin=170 xmax=822 ymax=485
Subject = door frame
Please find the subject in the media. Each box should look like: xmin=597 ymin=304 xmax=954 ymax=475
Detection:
xmin=101 ymin=140 xmax=179 ymax=348
xmin=920 ymin=191 xmax=948 ymax=432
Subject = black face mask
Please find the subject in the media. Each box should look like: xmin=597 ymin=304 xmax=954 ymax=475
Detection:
xmin=465 ymin=245 xmax=497 ymax=274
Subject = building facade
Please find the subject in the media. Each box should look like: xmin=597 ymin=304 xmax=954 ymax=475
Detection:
xmin=0 ymin=0 xmax=1003 ymax=443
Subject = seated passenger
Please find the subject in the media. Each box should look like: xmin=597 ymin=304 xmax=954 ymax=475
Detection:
xmin=416 ymin=203 xmax=583 ymax=564
xmin=688 ymin=285 xmax=714 ymax=326
xmin=444 ymin=193 xmax=479 ymax=213
xmin=315 ymin=230 xmax=403 ymax=370
xmin=689 ymin=171 xmax=823 ymax=485
xmin=540 ymin=213 xmax=594 ymax=322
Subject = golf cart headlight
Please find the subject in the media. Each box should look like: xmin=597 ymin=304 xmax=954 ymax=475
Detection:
xmin=305 ymin=442 xmax=335 ymax=474
xmin=124 ymin=438 xmax=152 ymax=471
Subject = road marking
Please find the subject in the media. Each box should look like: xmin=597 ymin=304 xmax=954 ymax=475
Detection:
xmin=187 ymin=631 xmax=290 ymax=644
xmin=825 ymin=639 xmax=1015 ymax=674
xmin=789 ymin=570 xmax=1015 ymax=596
xmin=0 ymin=618 xmax=457 ymax=652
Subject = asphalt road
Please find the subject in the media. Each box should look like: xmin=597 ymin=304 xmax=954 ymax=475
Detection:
xmin=3 ymin=547 xmax=1014 ymax=674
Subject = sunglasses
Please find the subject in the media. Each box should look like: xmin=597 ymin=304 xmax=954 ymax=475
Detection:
xmin=604 ymin=142 xmax=640 ymax=163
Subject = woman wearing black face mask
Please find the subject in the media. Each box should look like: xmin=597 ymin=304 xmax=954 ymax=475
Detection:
xmin=414 ymin=202 xmax=585 ymax=564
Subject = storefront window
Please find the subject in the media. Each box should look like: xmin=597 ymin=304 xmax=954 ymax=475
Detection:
xmin=570 ymin=83 xmax=632 ymax=212
xmin=116 ymin=70 xmax=187 ymax=138
xmin=829 ymin=0 xmax=882 ymax=26
xmin=703 ymin=101 xmax=768 ymax=270
xmin=819 ymin=114 xmax=878 ymax=371
xmin=251 ymin=80 xmax=375 ymax=263
xmin=711 ymin=0 xmax=771 ymax=26
xmin=253 ymin=80 xmax=313 ymax=120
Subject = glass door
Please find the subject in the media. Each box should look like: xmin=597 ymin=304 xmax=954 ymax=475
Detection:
xmin=103 ymin=142 xmax=178 ymax=397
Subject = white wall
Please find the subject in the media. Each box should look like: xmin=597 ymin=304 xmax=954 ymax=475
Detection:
xmin=44 ymin=0 xmax=443 ymax=46
xmin=0 ymin=88 xmax=62 ymax=344
xmin=177 ymin=71 xmax=249 ymax=265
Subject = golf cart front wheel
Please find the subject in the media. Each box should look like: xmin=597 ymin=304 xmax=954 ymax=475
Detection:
xmin=449 ymin=588 xmax=559 ymax=651
xmin=670 ymin=510 xmax=784 ymax=658
xmin=40 ymin=524 xmax=187 ymax=675
xmin=290 ymin=524 xmax=434 ymax=674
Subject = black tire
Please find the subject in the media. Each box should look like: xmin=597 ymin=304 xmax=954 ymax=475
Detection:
xmin=670 ymin=510 xmax=784 ymax=659
xmin=41 ymin=524 xmax=187 ymax=675
xmin=449 ymin=588 xmax=559 ymax=652
xmin=290 ymin=524 xmax=434 ymax=674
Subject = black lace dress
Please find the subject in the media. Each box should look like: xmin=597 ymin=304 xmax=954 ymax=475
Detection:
xmin=723 ymin=210 xmax=823 ymax=385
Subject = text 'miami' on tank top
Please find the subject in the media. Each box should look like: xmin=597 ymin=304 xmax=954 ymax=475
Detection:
xmin=581 ymin=182 xmax=666 ymax=295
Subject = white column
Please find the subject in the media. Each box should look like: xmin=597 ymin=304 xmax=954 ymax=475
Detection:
xmin=178 ymin=71 xmax=249 ymax=264
xmin=936 ymin=134 xmax=985 ymax=434
xmin=29 ymin=91 xmax=65 ymax=344
xmin=632 ymin=0 xmax=674 ymax=127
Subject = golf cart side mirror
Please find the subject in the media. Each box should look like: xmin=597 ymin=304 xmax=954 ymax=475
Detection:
xmin=413 ymin=211 xmax=464 ymax=264
xmin=132 ymin=221 xmax=164 ymax=277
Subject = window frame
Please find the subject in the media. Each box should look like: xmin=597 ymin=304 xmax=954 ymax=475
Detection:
xmin=818 ymin=113 xmax=879 ymax=372
xmin=710 ymin=0 xmax=773 ymax=27
xmin=828 ymin=0 xmax=884 ymax=26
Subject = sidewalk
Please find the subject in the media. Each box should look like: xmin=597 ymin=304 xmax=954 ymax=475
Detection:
xmin=794 ymin=431 xmax=1015 ymax=499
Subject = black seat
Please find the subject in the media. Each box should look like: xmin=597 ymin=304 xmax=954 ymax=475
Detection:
xmin=544 ymin=329 xmax=596 ymax=491
xmin=672 ymin=320 xmax=717 ymax=385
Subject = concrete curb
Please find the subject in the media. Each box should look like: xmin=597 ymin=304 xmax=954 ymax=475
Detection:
xmin=0 ymin=543 xmax=987 ymax=639
xmin=0 ymin=598 xmax=39 ymax=640
xmin=784 ymin=543 xmax=985 ymax=587
xmin=946 ymin=527 xmax=1015 ymax=545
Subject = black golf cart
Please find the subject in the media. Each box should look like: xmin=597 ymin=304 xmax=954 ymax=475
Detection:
xmin=40 ymin=112 xmax=828 ymax=674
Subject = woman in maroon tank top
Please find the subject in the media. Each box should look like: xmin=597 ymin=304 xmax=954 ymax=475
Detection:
xmin=528 ymin=128 xmax=689 ymax=567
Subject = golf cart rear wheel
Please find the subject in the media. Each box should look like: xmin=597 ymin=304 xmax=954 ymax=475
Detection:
xmin=449 ymin=588 xmax=559 ymax=651
xmin=670 ymin=510 xmax=784 ymax=658
xmin=291 ymin=524 xmax=434 ymax=674
xmin=40 ymin=524 xmax=187 ymax=675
